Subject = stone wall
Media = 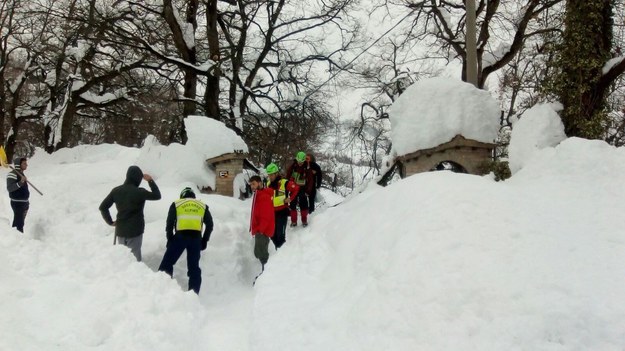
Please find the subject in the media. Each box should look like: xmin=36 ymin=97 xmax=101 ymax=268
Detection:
xmin=398 ymin=135 xmax=494 ymax=177
xmin=402 ymin=146 xmax=492 ymax=176
xmin=213 ymin=159 xmax=243 ymax=197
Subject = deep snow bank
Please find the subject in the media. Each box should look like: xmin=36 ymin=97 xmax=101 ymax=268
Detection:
xmin=253 ymin=138 xmax=625 ymax=350
xmin=0 ymin=140 xmax=258 ymax=351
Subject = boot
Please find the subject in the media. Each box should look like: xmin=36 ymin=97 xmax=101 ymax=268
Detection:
xmin=290 ymin=209 xmax=298 ymax=226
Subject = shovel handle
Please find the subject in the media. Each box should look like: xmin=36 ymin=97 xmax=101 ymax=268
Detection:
xmin=10 ymin=166 xmax=43 ymax=196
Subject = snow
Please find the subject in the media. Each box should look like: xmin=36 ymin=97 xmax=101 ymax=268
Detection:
xmin=2 ymin=104 xmax=625 ymax=350
xmin=388 ymin=77 xmax=501 ymax=156
xmin=482 ymin=42 xmax=512 ymax=67
xmin=254 ymin=137 xmax=625 ymax=351
xmin=65 ymin=40 xmax=90 ymax=62
xmin=171 ymin=3 xmax=195 ymax=50
xmin=184 ymin=115 xmax=248 ymax=160
xmin=0 ymin=140 xmax=256 ymax=351
xmin=602 ymin=55 xmax=625 ymax=74
xmin=79 ymin=88 xmax=128 ymax=105
xmin=8 ymin=59 xmax=30 ymax=93
xmin=136 ymin=135 xmax=216 ymax=190
xmin=146 ymin=44 xmax=215 ymax=72
xmin=508 ymin=103 xmax=567 ymax=173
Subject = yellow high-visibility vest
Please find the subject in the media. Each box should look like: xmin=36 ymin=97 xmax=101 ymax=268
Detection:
xmin=267 ymin=179 xmax=288 ymax=207
xmin=292 ymin=170 xmax=306 ymax=186
xmin=175 ymin=199 xmax=206 ymax=231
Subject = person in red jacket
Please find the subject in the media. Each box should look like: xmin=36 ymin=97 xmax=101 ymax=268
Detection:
xmin=249 ymin=175 xmax=275 ymax=270
xmin=286 ymin=151 xmax=314 ymax=226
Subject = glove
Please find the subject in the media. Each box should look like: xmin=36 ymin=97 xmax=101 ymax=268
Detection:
xmin=166 ymin=234 xmax=173 ymax=248
xmin=201 ymin=239 xmax=208 ymax=251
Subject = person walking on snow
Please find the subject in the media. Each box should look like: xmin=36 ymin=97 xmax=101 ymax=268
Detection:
xmin=286 ymin=151 xmax=313 ymax=227
xmin=158 ymin=187 xmax=213 ymax=294
xmin=99 ymin=165 xmax=161 ymax=261
xmin=6 ymin=158 xmax=30 ymax=233
xmin=266 ymin=163 xmax=298 ymax=249
xmin=306 ymin=153 xmax=322 ymax=214
xmin=249 ymin=175 xmax=275 ymax=271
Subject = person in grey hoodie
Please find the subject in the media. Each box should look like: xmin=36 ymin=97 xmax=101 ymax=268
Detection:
xmin=99 ymin=166 xmax=161 ymax=261
xmin=6 ymin=158 xmax=30 ymax=233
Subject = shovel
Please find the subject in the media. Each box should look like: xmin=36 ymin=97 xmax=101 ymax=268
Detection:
xmin=0 ymin=146 xmax=44 ymax=196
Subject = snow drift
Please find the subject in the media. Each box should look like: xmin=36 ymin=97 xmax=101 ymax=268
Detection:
xmin=1 ymin=119 xmax=624 ymax=350
xmin=253 ymin=138 xmax=625 ymax=351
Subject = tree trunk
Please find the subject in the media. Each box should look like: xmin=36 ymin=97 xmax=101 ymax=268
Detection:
xmin=465 ymin=0 xmax=479 ymax=87
xmin=205 ymin=0 xmax=221 ymax=122
xmin=555 ymin=0 xmax=614 ymax=139
xmin=56 ymin=101 xmax=78 ymax=150
xmin=162 ymin=0 xmax=199 ymax=144
xmin=5 ymin=115 xmax=23 ymax=161
xmin=0 ymin=72 xmax=6 ymax=148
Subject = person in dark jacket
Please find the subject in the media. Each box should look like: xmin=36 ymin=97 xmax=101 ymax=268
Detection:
xmin=99 ymin=165 xmax=161 ymax=261
xmin=306 ymin=153 xmax=322 ymax=213
xmin=286 ymin=151 xmax=313 ymax=226
xmin=158 ymin=187 xmax=213 ymax=294
xmin=266 ymin=163 xmax=298 ymax=249
xmin=249 ymin=175 xmax=275 ymax=270
xmin=6 ymin=158 xmax=30 ymax=233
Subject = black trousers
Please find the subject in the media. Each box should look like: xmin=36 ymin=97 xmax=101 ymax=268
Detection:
xmin=11 ymin=201 xmax=29 ymax=233
xmin=309 ymin=189 xmax=317 ymax=213
xmin=289 ymin=190 xmax=309 ymax=212
xmin=158 ymin=235 xmax=202 ymax=294
xmin=271 ymin=213 xmax=288 ymax=249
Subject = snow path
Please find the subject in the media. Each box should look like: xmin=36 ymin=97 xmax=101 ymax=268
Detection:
xmin=2 ymin=137 xmax=625 ymax=350
xmin=0 ymin=146 xmax=336 ymax=351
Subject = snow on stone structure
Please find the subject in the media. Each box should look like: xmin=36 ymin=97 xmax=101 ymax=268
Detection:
xmin=388 ymin=77 xmax=500 ymax=176
xmin=185 ymin=116 xmax=255 ymax=197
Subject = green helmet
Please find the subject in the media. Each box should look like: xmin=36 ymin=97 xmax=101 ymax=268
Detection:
xmin=266 ymin=163 xmax=279 ymax=175
xmin=296 ymin=151 xmax=306 ymax=163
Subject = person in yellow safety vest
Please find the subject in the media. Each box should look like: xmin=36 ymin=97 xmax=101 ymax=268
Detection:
xmin=265 ymin=163 xmax=299 ymax=249
xmin=158 ymin=187 xmax=213 ymax=294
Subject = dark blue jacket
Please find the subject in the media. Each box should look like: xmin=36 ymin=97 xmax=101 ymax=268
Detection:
xmin=165 ymin=197 xmax=213 ymax=247
xmin=6 ymin=163 xmax=29 ymax=202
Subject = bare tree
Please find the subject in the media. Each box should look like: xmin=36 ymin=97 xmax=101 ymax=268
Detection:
xmin=215 ymin=0 xmax=357 ymax=162
xmin=402 ymin=0 xmax=564 ymax=88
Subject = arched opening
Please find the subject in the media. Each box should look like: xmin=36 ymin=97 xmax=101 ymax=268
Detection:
xmin=430 ymin=160 xmax=468 ymax=174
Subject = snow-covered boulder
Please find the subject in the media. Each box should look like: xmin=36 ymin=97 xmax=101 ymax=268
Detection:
xmin=508 ymin=103 xmax=566 ymax=174
xmin=388 ymin=77 xmax=500 ymax=156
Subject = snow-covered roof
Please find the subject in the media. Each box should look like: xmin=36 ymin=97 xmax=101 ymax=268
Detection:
xmin=388 ymin=77 xmax=500 ymax=156
xmin=184 ymin=115 xmax=248 ymax=160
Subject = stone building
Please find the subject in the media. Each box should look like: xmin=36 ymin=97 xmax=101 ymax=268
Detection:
xmin=205 ymin=152 xmax=258 ymax=197
xmin=183 ymin=115 xmax=252 ymax=197
xmin=397 ymin=135 xmax=495 ymax=176
xmin=386 ymin=77 xmax=501 ymax=179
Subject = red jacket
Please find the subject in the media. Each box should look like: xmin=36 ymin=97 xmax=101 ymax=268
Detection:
xmin=250 ymin=188 xmax=275 ymax=237
xmin=286 ymin=161 xmax=314 ymax=195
